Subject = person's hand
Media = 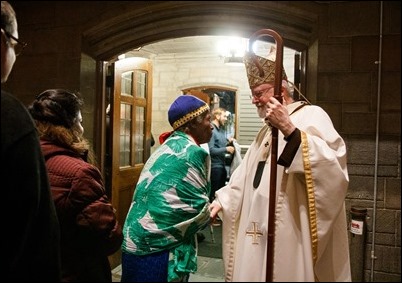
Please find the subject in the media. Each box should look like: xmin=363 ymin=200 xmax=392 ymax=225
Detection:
xmin=226 ymin=146 xmax=235 ymax=154
xmin=265 ymin=96 xmax=295 ymax=137
xmin=209 ymin=201 xmax=222 ymax=220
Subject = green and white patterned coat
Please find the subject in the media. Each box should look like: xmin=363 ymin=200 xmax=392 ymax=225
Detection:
xmin=122 ymin=131 xmax=211 ymax=281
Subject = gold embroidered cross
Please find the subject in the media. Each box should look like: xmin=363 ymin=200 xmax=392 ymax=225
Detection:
xmin=246 ymin=222 xmax=263 ymax=244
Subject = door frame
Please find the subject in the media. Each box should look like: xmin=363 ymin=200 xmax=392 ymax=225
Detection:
xmin=100 ymin=57 xmax=153 ymax=268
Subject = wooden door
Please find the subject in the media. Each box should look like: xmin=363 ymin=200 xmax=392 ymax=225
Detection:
xmin=107 ymin=57 xmax=152 ymax=268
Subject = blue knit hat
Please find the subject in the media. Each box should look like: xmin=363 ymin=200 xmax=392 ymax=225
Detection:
xmin=168 ymin=95 xmax=209 ymax=130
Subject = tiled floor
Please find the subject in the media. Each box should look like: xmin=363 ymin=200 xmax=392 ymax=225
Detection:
xmin=112 ymin=256 xmax=224 ymax=282
xmin=189 ymin=256 xmax=224 ymax=282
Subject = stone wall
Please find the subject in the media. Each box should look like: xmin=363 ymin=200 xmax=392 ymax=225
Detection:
xmin=4 ymin=1 xmax=400 ymax=281
xmin=317 ymin=2 xmax=401 ymax=281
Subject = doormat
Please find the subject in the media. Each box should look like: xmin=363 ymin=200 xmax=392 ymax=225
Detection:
xmin=197 ymin=224 xmax=222 ymax=259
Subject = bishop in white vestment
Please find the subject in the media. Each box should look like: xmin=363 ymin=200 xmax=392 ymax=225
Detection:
xmin=210 ymin=39 xmax=351 ymax=282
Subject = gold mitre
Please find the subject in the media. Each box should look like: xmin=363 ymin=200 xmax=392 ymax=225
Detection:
xmin=243 ymin=47 xmax=287 ymax=89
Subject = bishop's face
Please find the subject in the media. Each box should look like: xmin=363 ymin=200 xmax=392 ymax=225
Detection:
xmin=250 ymin=83 xmax=275 ymax=118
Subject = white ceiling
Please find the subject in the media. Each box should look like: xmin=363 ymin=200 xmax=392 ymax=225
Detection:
xmin=127 ymin=35 xmax=243 ymax=58
xmin=126 ymin=35 xmax=298 ymax=83
xmin=127 ymin=35 xmax=296 ymax=61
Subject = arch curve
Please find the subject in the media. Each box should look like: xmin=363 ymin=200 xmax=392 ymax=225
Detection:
xmin=82 ymin=1 xmax=318 ymax=60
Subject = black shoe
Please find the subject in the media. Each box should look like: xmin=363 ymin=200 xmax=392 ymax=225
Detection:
xmin=197 ymin=232 xmax=205 ymax=243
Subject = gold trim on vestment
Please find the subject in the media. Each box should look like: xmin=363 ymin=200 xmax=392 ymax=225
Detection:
xmin=301 ymin=131 xmax=318 ymax=269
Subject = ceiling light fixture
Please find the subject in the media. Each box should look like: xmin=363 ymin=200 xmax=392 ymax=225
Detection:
xmin=217 ymin=36 xmax=247 ymax=66
xmin=223 ymin=51 xmax=244 ymax=66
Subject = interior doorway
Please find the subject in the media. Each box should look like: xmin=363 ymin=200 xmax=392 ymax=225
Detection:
xmin=104 ymin=57 xmax=153 ymax=268
xmin=183 ymin=86 xmax=237 ymax=139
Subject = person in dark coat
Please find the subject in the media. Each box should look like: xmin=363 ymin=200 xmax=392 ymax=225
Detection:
xmin=2 ymin=1 xmax=61 ymax=281
xmin=28 ymin=89 xmax=123 ymax=282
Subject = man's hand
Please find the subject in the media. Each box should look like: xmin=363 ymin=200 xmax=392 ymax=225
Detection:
xmin=226 ymin=146 xmax=235 ymax=154
xmin=209 ymin=201 xmax=222 ymax=220
xmin=265 ymin=96 xmax=295 ymax=137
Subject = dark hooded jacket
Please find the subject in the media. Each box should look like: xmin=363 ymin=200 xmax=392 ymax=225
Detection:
xmin=40 ymin=140 xmax=122 ymax=282
xmin=2 ymin=91 xmax=61 ymax=282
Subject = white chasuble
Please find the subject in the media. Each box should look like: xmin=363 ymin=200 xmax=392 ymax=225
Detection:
xmin=215 ymin=101 xmax=351 ymax=282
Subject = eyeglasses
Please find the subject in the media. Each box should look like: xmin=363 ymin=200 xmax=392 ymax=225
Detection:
xmin=249 ymin=87 xmax=274 ymax=100
xmin=2 ymin=29 xmax=27 ymax=56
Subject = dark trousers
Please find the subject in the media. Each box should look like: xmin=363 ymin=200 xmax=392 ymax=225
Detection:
xmin=121 ymin=250 xmax=190 ymax=282
xmin=121 ymin=250 xmax=169 ymax=282
xmin=210 ymin=166 xmax=227 ymax=202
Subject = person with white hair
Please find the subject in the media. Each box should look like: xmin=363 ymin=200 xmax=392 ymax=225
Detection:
xmin=210 ymin=38 xmax=351 ymax=281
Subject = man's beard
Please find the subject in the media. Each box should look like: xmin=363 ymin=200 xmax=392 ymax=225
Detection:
xmin=256 ymin=103 xmax=268 ymax=119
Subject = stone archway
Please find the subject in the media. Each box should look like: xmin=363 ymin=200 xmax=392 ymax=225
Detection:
xmin=82 ymin=1 xmax=318 ymax=60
